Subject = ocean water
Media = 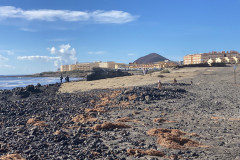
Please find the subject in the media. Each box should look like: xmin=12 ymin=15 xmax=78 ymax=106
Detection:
xmin=0 ymin=76 xmax=82 ymax=90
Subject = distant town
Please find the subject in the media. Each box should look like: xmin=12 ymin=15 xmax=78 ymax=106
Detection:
xmin=60 ymin=50 xmax=240 ymax=72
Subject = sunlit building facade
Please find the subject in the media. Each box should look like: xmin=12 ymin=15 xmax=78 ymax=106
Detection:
xmin=60 ymin=61 xmax=128 ymax=72
xmin=184 ymin=51 xmax=240 ymax=65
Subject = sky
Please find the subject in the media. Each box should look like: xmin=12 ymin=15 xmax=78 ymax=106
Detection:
xmin=0 ymin=0 xmax=240 ymax=75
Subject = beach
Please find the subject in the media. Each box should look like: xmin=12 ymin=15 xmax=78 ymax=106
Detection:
xmin=59 ymin=67 xmax=205 ymax=93
xmin=0 ymin=66 xmax=240 ymax=159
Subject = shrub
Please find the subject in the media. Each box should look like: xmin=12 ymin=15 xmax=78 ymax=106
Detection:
xmin=161 ymin=69 xmax=170 ymax=73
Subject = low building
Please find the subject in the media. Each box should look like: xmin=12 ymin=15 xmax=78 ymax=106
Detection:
xmin=60 ymin=65 xmax=70 ymax=72
xmin=98 ymin=61 xmax=116 ymax=69
xmin=129 ymin=61 xmax=177 ymax=70
xmin=115 ymin=63 xmax=129 ymax=69
xmin=60 ymin=61 xmax=128 ymax=72
xmin=184 ymin=51 xmax=240 ymax=65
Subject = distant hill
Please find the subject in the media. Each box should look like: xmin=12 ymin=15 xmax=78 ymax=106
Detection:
xmin=133 ymin=53 xmax=169 ymax=64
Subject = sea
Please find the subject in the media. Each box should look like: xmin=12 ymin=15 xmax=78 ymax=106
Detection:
xmin=0 ymin=76 xmax=82 ymax=90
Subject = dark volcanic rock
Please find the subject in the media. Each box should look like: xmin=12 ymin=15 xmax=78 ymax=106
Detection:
xmin=0 ymin=82 xmax=189 ymax=159
xmin=26 ymin=85 xmax=35 ymax=92
xmin=86 ymin=67 xmax=131 ymax=81
xmin=2 ymin=66 xmax=239 ymax=160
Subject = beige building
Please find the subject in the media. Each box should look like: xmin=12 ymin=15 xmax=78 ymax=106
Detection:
xmin=73 ymin=62 xmax=99 ymax=71
xmin=60 ymin=65 xmax=70 ymax=71
xmin=60 ymin=61 xmax=128 ymax=72
xmin=129 ymin=61 xmax=177 ymax=69
xmin=115 ymin=63 xmax=129 ymax=69
xmin=184 ymin=51 xmax=240 ymax=65
xmin=98 ymin=61 xmax=116 ymax=69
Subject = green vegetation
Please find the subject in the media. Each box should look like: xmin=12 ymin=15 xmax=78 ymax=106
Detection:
xmin=160 ymin=69 xmax=170 ymax=73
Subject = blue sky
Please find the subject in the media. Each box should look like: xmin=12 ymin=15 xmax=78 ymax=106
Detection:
xmin=0 ymin=0 xmax=240 ymax=75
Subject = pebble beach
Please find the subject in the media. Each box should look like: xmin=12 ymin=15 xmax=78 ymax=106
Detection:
xmin=0 ymin=66 xmax=240 ymax=160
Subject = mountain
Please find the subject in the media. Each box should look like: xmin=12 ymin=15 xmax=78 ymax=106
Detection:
xmin=133 ymin=53 xmax=169 ymax=64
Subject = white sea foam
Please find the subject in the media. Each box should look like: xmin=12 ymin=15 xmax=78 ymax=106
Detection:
xmin=0 ymin=77 xmax=81 ymax=90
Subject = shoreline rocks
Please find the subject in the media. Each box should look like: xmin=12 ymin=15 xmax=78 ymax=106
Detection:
xmin=1 ymin=67 xmax=240 ymax=159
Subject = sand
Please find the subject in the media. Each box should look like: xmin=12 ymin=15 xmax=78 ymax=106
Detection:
xmin=59 ymin=67 xmax=208 ymax=93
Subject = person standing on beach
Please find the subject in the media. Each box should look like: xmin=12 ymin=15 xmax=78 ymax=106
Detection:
xmin=60 ymin=74 xmax=63 ymax=83
xmin=143 ymin=68 xmax=146 ymax=75
xmin=173 ymin=78 xmax=177 ymax=84
xmin=158 ymin=80 xmax=162 ymax=89
xmin=65 ymin=76 xmax=70 ymax=82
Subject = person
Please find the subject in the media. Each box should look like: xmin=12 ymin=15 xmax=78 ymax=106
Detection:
xmin=65 ymin=75 xmax=70 ymax=82
xmin=145 ymin=68 xmax=148 ymax=74
xmin=173 ymin=78 xmax=177 ymax=84
xmin=143 ymin=68 xmax=146 ymax=75
xmin=191 ymin=81 xmax=193 ymax=85
xmin=158 ymin=80 xmax=162 ymax=89
xmin=60 ymin=74 xmax=63 ymax=83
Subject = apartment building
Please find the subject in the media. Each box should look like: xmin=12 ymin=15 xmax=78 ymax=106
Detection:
xmin=60 ymin=61 xmax=128 ymax=72
xmin=184 ymin=51 xmax=240 ymax=65
xmin=129 ymin=61 xmax=177 ymax=69
xmin=60 ymin=65 xmax=70 ymax=71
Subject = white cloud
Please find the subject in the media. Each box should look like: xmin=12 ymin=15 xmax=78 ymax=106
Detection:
xmin=48 ymin=47 xmax=56 ymax=54
xmin=0 ymin=6 xmax=89 ymax=21
xmin=0 ymin=54 xmax=15 ymax=69
xmin=0 ymin=50 xmax=14 ymax=55
xmin=17 ymin=55 xmax=60 ymax=61
xmin=0 ymin=6 xmax=137 ymax=24
xmin=0 ymin=54 xmax=8 ymax=61
xmin=88 ymin=51 xmax=105 ymax=55
xmin=18 ymin=44 xmax=77 ymax=67
xmin=92 ymin=10 xmax=137 ymax=24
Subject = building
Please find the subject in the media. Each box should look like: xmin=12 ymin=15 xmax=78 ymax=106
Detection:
xmin=98 ymin=61 xmax=116 ymax=69
xmin=114 ymin=63 xmax=129 ymax=69
xmin=184 ymin=51 xmax=240 ymax=65
xmin=60 ymin=65 xmax=70 ymax=71
xmin=73 ymin=62 xmax=99 ymax=71
xmin=60 ymin=61 xmax=128 ymax=72
xmin=129 ymin=61 xmax=177 ymax=70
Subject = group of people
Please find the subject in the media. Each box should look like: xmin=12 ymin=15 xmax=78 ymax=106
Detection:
xmin=60 ymin=75 xmax=69 ymax=83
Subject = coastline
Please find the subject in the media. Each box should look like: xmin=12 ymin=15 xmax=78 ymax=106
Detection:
xmin=1 ymin=66 xmax=240 ymax=159
xmin=0 ymin=76 xmax=83 ymax=91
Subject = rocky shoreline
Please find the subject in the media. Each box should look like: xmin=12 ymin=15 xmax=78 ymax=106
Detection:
xmin=0 ymin=67 xmax=240 ymax=159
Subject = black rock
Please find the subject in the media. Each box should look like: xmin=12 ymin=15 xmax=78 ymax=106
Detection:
xmin=26 ymin=85 xmax=35 ymax=92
